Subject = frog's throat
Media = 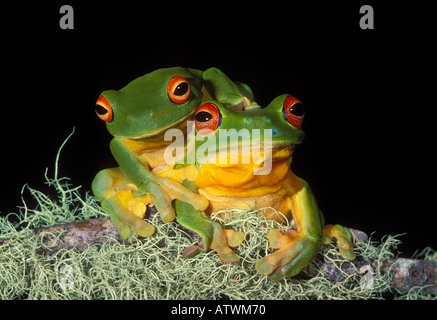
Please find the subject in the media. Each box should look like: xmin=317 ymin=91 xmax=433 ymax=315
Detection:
xmin=114 ymin=111 xmax=195 ymax=140
xmin=195 ymin=158 xmax=293 ymax=200
xmin=199 ymin=143 xmax=297 ymax=164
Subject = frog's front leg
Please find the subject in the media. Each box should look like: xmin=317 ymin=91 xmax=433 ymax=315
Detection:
xmin=92 ymin=168 xmax=155 ymax=240
xmin=109 ymin=138 xmax=209 ymax=224
xmin=255 ymin=174 xmax=323 ymax=281
xmin=175 ymin=181 xmax=244 ymax=263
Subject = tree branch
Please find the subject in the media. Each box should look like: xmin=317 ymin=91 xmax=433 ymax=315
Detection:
xmin=317 ymin=255 xmax=437 ymax=295
xmin=34 ymin=218 xmax=123 ymax=254
xmin=1 ymin=217 xmax=436 ymax=295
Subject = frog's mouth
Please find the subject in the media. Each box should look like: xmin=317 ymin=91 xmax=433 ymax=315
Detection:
xmin=228 ymin=140 xmax=302 ymax=152
xmin=233 ymin=142 xmax=297 ymax=155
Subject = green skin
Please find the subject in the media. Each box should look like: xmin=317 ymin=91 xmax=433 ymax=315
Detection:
xmin=92 ymin=67 xmax=251 ymax=259
xmin=187 ymin=96 xmax=356 ymax=281
xmin=92 ymin=67 xmax=354 ymax=280
xmin=195 ymin=95 xmax=305 ymax=148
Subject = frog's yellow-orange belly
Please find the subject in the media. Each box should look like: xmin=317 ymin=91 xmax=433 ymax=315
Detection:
xmin=195 ymin=160 xmax=295 ymax=222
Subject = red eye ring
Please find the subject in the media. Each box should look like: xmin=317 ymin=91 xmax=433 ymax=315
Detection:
xmin=95 ymin=95 xmax=113 ymax=123
xmin=167 ymin=75 xmax=191 ymax=104
xmin=283 ymin=96 xmax=304 ymax=127
xmin=194 ymin=102 xmax=222 ymax=135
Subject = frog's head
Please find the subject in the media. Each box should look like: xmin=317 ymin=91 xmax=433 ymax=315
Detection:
xmin=95 ymin=67 xmax=204 ymax=138
xmin=193 ymin=94 xmax=305 ymax=158
xmin=263 ymin=93 xmax=306 ymax=145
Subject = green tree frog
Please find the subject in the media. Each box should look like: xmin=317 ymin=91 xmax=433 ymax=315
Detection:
xmin=180 ymin=96 xmax=356 ymax=281
xmin=92 ymin=67 xmax=250 ymax=254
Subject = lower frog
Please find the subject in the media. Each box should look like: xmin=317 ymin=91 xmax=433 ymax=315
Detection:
xmin=180 ymin=96 xmax=357 ymax=281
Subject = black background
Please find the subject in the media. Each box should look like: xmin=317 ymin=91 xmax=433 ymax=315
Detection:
xmin=1 ymin=2 xmax=435 ymax=257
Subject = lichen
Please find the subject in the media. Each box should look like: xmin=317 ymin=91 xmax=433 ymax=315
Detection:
xmin=0 ymin=131 xmax=435 ymax=300
xmin=1 ymin=176 xmax=433 ymax=300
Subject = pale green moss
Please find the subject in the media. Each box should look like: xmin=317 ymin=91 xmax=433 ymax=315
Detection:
xmin=0 ymin=132 xmax=435 ymax=300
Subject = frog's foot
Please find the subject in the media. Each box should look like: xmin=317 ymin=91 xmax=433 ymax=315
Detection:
xmin=322 ymin=224 xmax=357 ymax=260
xmin=225 ymin=229 xmax=245 ymax=247
xmin=182 ymin=226 xmax=244 ymax=263
xmin=102 ymin=189 xmax=155 ymax=241
xmin=174 ymin=180 xmax=242 ymax=263
xmin=140 ymin=176 xmax=209 ymax=224
xmin=255 ymin=229 xmax=320 ymax=282
xmin=211 ymin=227 xmax=244 ymax=263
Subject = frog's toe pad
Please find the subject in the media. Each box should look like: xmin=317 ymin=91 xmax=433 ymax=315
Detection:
xmin=136 ymin=221 xmax=155 ymax=238
xmin=267 ymin=229 xmax=295 ymax=249
xmin=224 ymin=230 xmax=245 ymax=248
xmin=337 ymin=237 xmax=356 ymax=260
xmin=191 ymin=196 xmax=209 ymax=212
xmin=218 ymin=251 xmax=240 ymax=263
xmin=323 ymin=224 xmax=357 ymax=261
xmin=340 ymin=247 xmax=356 ymax=260
xmin=158 ymin=205 xmax=176 ymax=224
xmin=118 ymin=224 xmax=134 ymax=241
xmin=255 ymin=259 xmax=277 ymax=276
xmin=117 ymin=222 xmax=155 ymax=241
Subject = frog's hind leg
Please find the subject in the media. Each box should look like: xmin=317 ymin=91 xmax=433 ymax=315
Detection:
xmin=175 ymin=181 xmax=244 ymax=263
xmin=255 ymin=175 xmax=323 ymax=281
xmin=92 ymin=168 xmax=155 ymax=240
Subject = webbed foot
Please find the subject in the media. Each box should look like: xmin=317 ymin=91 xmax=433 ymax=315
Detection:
xmin=139 ymin=175 xmax=209 ymax=224
xmin=322 ymin=224 xmax=359 ymax=260
xmin=175 ymin=181 xmax=244 ymax=263
xmin=180 ymin=214 xmax=244 ymax=263
xmin=211 ymin=226 xmax=244 ymax=263
xmin=255 ymin=229 xmax=320 ymax=282
xmin=182 ymin=228 xmax=244 ymax=263
xmin=101 ymin=189 xmax=155 ymax=241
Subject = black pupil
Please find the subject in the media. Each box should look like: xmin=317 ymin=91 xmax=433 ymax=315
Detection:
xmin=174 ymin=82 xmax=189 ymax=96
xmin=95 ymin=105 xmax=108 ymax=115
xmin=289 ymin=102 xmax=305 ymax=117
xmin=195 ymin=111 xmax=213 ymax=122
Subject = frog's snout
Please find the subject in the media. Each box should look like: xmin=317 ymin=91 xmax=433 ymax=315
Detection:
xmin=95 ymin=95 xmax=113 ymax=123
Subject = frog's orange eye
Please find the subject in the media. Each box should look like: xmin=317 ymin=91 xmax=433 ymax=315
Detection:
xmin=167 ymin=75 xmax=191 ymax=104
xmin=95 ymin=95 xmax=113 ymax=123
xmin=282 ymin=95 xmax=305 ymax=127
xmin=194 ymin=102 xmax=222 ymax=135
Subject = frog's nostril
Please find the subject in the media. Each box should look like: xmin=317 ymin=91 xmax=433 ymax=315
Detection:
xmin=95 ymin=95 xmax=113 ymax=123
